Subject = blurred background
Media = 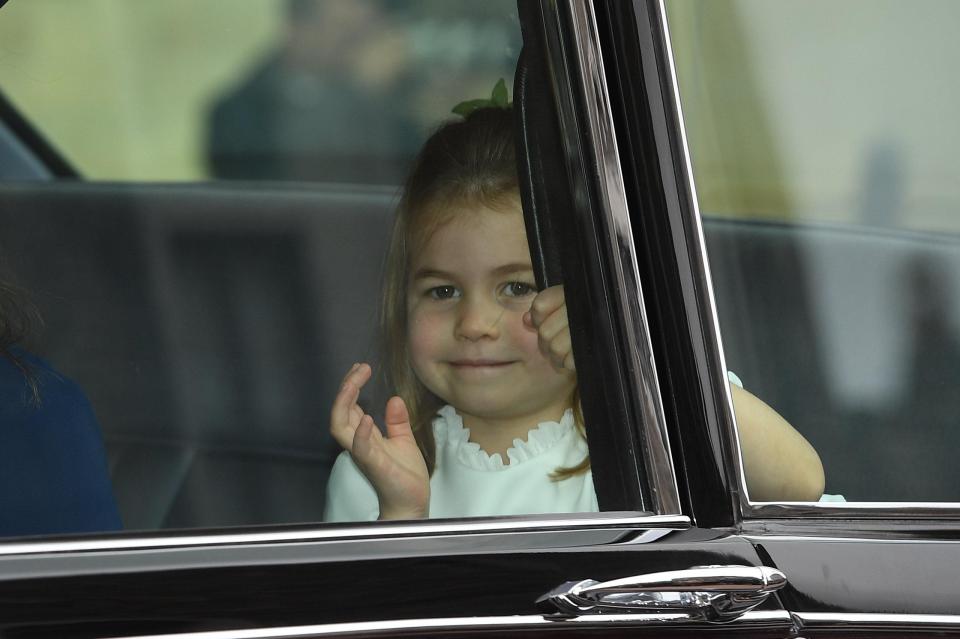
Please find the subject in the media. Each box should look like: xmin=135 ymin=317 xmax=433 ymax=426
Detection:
xmin=667 ymin=0 xmax=960 ymax=235
xmin=3 ymin=0 xmax=956 ymax=227
xmin=0 ymin=0 xmax=520 ymax=183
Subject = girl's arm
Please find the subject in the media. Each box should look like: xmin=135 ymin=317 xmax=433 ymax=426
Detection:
xmin=526 ymin=286 xmax=826 ymax=502
xmin=329 ymin=363 xmax=430 ymax=520
xmin=728 ymin=384 xmax=824 ymax=501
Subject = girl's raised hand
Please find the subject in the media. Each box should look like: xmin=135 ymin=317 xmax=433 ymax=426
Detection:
xmin=525 ymin=285 xmax=576 ymax=372
xmin=330 ymin=363 xmax=430 ymax=520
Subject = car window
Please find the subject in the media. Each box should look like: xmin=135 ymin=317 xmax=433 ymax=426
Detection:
xmin=667 ymin=0 xmax=960 ymax=503
xmin=0 ymin=0 xmax=517 ymax=183
xmin=0 ymin=0 xmax=661 ymax=540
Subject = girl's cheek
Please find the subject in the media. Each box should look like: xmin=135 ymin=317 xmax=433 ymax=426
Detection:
xmin=407 ymin=308 xmax=446 ymax=359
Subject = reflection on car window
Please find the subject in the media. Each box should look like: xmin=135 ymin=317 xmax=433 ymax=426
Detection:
xmin=206 ymin=0 xmax=421 ymax=183
xmin=668 ymin=0 xmax=960 ymax=502
xmin=0 ymin=0 xmax=519 ymax=183
xmin=0 ymin=0 xmax=607 ymax=538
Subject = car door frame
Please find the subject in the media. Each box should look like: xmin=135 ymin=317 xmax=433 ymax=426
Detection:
xmin=607 ymin=0 xmax=960 ymax=634
xmin=0 ymin=0 xmax=805 ymax=637
xmin=0 ymin=89 xmax=75 ymax=180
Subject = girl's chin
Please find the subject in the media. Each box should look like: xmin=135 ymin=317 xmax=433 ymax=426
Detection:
xmin=447 ymin=399 xmax=567 ymax=424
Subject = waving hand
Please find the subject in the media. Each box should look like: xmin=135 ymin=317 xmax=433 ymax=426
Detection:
xmin=330 ymin=363 xmax=430 ymax=520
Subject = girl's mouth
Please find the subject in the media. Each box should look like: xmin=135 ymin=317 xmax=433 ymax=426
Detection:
xmin=448 ymin=359 xmax=514 ymax=369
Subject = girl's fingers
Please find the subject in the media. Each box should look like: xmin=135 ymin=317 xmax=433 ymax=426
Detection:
xmin=347 ymin=362 xmax=373 ymax=387
xmin=330 ymin=363 xmax=373 ymax=448
xmin=349 ymin=403 xmax=364 ymax=424
xmin=529 ymin=285 xmax=566 ymax=327
xmin=351 ymin=414 xmax=377 ymax=461
xmin=330 ymin=381 xmax=360 ymax=442
xmin=534 ymin=304 xmax=574 ymax=370
xmin=384 ymin=396 xmax=413 ymax=440
xmin=536 ymin=303 xmax=569 ymax=343
xmin=548 ymin=331 xmax=575 ymax=371
xmin=336 ymin=362 xmax=372 ymax=391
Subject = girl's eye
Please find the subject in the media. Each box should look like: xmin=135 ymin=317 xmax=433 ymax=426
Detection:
xmin=428 ymin=285 xmax=460 ymax=300
xmin=502 ymin=281 xmax=536 ymax=298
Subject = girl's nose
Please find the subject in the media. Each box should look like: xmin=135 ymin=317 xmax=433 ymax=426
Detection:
xmin=454 ymin=297 xmax=501 ymax=341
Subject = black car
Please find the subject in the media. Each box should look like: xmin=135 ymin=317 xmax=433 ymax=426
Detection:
xmin=1 ymin=0 xmax=959 ymax=637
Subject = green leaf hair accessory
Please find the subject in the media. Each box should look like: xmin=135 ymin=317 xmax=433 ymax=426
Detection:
xmin=451 ymin=78 xmax=511 ymax=117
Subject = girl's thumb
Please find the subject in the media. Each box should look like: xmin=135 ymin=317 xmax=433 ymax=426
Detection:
xmin=384 ymin=396 xmax=411 ymax=438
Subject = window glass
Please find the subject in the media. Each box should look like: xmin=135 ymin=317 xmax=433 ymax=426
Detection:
xmin=0 ymin=0 xmax=518 ymax=183
xmin=0 ymin=1 xmax=610 ymax=539
xmin=668 ymin=0 xmax=960 ymax=501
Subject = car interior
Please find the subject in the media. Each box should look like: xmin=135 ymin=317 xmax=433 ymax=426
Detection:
xmin=3 ymin=172 xmax=960 ymax=531
xmin=3 ymin=0 xmax=960 ymax=534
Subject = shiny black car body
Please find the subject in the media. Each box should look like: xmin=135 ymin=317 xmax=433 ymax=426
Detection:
xmin=1 ymin=1 xmax=959 ymax=638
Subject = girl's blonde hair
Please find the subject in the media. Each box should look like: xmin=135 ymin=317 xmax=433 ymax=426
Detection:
xmin=380 ymin=106 xmax=589 ymax=479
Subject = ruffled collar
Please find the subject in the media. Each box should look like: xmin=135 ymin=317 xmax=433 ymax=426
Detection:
xmin=433 ymin=404 xmax=576 ymax=471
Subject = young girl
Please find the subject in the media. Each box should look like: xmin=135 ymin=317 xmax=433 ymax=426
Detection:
xmin=323 ymin=106 xmax=824 ymax=522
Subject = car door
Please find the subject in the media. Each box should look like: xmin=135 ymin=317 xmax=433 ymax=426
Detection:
xmin=607 ymin=0 xmax=960 ymax=636
xmin=0 ymin=1 xmax=795 ymax=638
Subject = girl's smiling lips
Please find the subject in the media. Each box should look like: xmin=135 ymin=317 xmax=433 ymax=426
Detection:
xmin=447 ymin=359 xmax=515 ymax=368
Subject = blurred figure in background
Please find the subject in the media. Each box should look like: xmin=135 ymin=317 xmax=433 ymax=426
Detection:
xmin=206 ymin=0 xmax=419 ymax=183
xmin=891 ymin=257 xmax=960 ymax=500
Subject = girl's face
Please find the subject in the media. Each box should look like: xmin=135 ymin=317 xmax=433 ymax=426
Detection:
xmin=406 ymin=199 xmax=576 ymax=430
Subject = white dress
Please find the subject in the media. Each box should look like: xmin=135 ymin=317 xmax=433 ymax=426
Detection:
xmin=323 ymin=405 xmax=598 ymax=522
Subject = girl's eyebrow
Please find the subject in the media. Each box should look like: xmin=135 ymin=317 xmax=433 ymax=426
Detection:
xmin=412 ymin=263 xmax=533 ymax=281
xmin=412 ymin=267 xmax=454 ymax=281
xmin=492 ymin=262 xmax=535 ymax=276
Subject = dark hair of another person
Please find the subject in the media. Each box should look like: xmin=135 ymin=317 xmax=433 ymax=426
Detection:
xmin=0 ymin=278 xmax=41 ymax=400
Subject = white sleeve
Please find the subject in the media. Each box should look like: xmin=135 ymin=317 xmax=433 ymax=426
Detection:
xmin=818 ymin=493 xmax=847 ymax=502
xmin=323 ymin=451 xmax=381 ymax=522
xmin=727 ymin=370 xmax=744 ymax=388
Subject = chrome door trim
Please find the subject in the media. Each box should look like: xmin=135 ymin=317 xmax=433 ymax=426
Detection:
xmin=104 ymin=610 xmax=793 ymax=639
xmin=651 ymin=0 xmax=750 ymax=514
xmin=746 ymin=501 xmax=960 ymax=520
xmin=0 ymin=513 xmax=690 ymax=556
xmin=538 ymin=565 xmax=786 ymax=620
xmin=743 ymin=532 xmax=960 ymax=544
xmin=797 ymin=612 xmax=960 ymax=632
xmin=543 ymin=0 xmax=681 ymax=515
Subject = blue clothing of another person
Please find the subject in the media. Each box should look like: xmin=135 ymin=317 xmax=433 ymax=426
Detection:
xmin=0 ymin=349 xmax=121 ymax=537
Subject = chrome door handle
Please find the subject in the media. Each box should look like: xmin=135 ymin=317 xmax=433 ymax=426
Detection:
xmin=537 ymin=565 xmax=786 ymax=621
